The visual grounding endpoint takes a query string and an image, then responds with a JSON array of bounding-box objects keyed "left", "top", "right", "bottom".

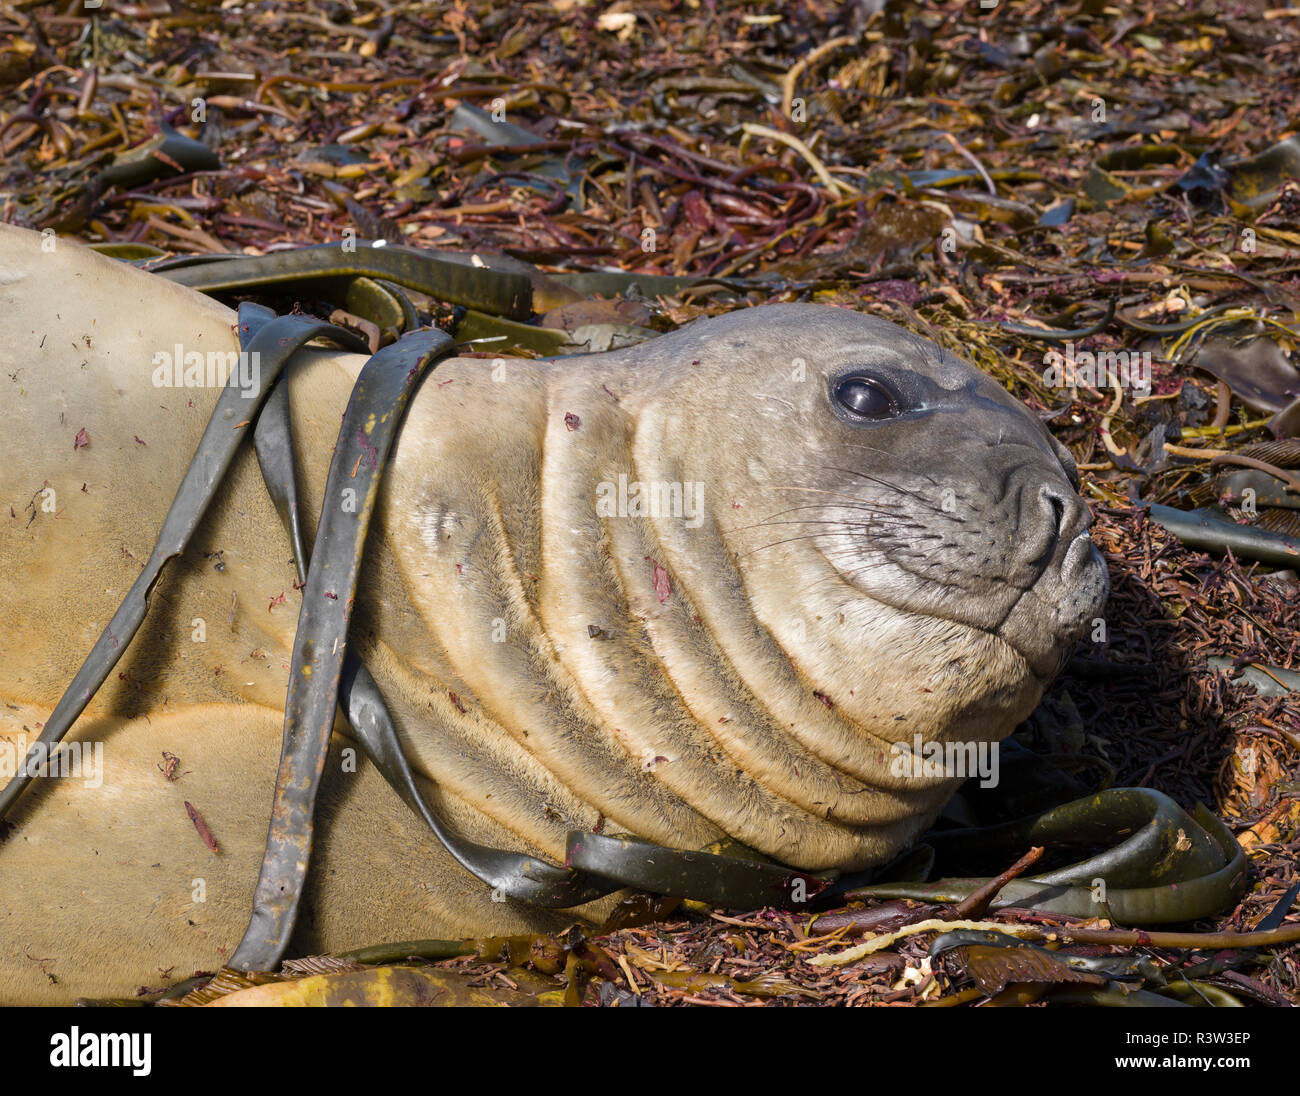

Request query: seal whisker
[
  {"left": 818, "top": 465, "right": 935, "bottom": 502},
  {"left": 812, "top": 505, "right": 914, "bottom": 520},
  {"left": 735, "top": 531, "right": 892, "bottom": 558},
  {"left": 736, "top": 511, "right": 932, "bottom": 558},
  {"left": 739, "top": 517, "right": 912, "bottom": 539},
  {"left": 836, "top": 445, "right": 941, "bottom": 488},
  {"left": 769, "top": 484, "right": 902, "bottom": 507},
  {"left": 743, "top": 505, "right": 912, "bottom": 525}
]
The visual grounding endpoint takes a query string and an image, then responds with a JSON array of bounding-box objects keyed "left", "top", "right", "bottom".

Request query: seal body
[{"left": 0, "top": 226, "right": 1107, "bottom": 1001}]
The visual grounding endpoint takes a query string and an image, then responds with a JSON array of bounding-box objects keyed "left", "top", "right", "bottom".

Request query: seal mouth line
[{"left": 819, "top": 549, "right": 1061, "bottom": 680}]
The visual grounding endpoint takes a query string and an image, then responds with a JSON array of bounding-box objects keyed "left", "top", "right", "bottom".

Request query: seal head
[
  {"left": 377, "top": 302, "right": 1110, "bottom": 874},
  {"left": 682, "top": 304, "right": 1106, "bottom": 684},
  {"left": 604, "top": 301, "right": 1106, "bottom": 716}
]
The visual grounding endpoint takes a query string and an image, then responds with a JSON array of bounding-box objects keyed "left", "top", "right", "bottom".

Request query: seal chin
[
  {"left": 822, "top": 517, "right": 1108, "bottom": 686},
  {"left": 836, "top": 527, "right": 1108, "bottom": 684}
]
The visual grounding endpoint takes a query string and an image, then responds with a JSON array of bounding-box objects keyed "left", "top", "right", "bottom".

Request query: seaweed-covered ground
[{"left": 2, "top": 0, "right": 1298, "bottom": 1006}]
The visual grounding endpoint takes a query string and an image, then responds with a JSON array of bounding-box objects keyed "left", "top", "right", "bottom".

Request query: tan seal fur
[{"left": 0, "top": 225, "right": 1107, "bottom": 1002}]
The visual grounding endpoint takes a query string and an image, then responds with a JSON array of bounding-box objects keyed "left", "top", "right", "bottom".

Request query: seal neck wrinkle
[{"left": 383, "top": 356, "right": 722, "bottom": 854}]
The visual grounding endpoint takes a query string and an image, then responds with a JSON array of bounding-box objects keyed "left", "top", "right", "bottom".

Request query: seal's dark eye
[{"left": 834, "top": 376, "right": 896, "bottom": 419}]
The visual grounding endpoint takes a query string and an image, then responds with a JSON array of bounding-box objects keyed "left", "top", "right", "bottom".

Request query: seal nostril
[
  {"left": 1022, "top": 486, "right": 1075, "bottom": 574},
  {"left": 1047, "top": 492, "right": 1066, "bottom": 534}
]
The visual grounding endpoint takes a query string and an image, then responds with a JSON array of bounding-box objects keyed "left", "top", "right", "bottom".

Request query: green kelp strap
[
  {"left": 0, "top": 309, "right": 367, "bottom": 822},
  {"left": 241, "top": 308, "right": 617, "bottom": 912},
  {"left": 230, "top": 327, "right": 458, "bottom": 971},
  {"left": 840, "top": 789, "right": 1246, "bottom": 925},
  {"left": 135, "top": 243, "right": 751, "bottom": 323},
  {"left": 1144, "top": 501, "right": 1300, "bottom": 569},
  {"left": 565, "top": 832, "right": 836, "bottom": 909},
  {"left": 149, "top": 242, "right": 535, "bottom": 321}
]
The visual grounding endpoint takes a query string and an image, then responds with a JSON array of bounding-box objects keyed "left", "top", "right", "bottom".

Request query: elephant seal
[{"left": 0, "top": 224, "right": 1107, "bottom": 1002}]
